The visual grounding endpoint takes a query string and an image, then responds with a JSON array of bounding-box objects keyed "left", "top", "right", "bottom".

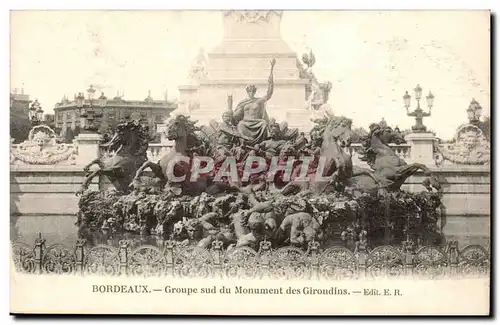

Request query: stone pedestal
[
  {"left": 175, "top": 10, "right": 314, "bottom": 133},
  {"left": 75, "top": 133, "right": 102, "bottom": 166},
  {"left": 157, "top": 124, "right": 168, "bottom": 144},
  {"left": 404, "top": 132, "right": 436, "bottom": 166}
]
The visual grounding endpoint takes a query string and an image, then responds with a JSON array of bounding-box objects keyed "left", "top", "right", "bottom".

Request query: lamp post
[
  {"left": 466, "top": 98, "right": 482, "bottom": 124},
  {"left": 76, "top": 85, "right": 105, "bottom": 133},
  {"left": 403, "top": 84, "right": 434, "bottom": 133},
  {"left": 29, "top": 99, "right": 43, "bottom": 127}
]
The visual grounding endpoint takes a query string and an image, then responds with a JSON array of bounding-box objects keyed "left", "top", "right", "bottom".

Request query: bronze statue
[
  {"left": 304, "top": 115, "right": 387, "bottom": 194},
  {"left": 255, "top": 122, "right": 288, "bottom": 158},
  {"left": 348, "top": 123, "right": 441, "bottom": 192},
  {"left": 275, "top": 212, "right": 322, "bottom": 249},
  {"left": 76, "top": 120, "right": 149, "bottom": 195},
  {"left": 233, "top": 58, "right": 276, "bottom": 145},
  {"left": 214, "top": 99, "right": 252, "bottom": 161},
  {"left": 131, "top": 115, "right": 213, "bottom": 196}
]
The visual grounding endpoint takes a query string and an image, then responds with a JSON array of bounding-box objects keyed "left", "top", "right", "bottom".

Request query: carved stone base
[
  {"left": 75, "top": 133, "right": 102, "bottom": 166},
  {"left": 176, "top": 10, "right": 314, "bottom": 134},
  {"left": 404, "top": 132, "right": 436, "bottom": 166}
]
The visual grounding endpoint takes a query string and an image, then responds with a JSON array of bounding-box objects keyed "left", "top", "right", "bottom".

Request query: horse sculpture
[
  {"left": 318, "top": 116, "right": 395, "bottom": 193},
  {"left": 348, "top": 123, "right": 441, "bottom": 192},
  {"left": 281, "top": 115, "right": 385, "bottom": 195},
  {"left": 131, "top": 115, "right": 218, "bottom": 196},
  {"left": 76, "top": 120, "right": 149, "bottom": 195}
]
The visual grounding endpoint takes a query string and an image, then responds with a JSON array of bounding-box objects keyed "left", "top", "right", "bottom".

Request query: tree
[
  {"left": 351, "top": 127, "right": 369, "bottom": 143},
  {"left": 10, "top": 119, "right": 31, "bottom": 143},
  {"left": 477, "top": 116, "right": 490, "bottom": 140},
  {"left": 65, "top": 127, "right": 75, "bottom": 143}
]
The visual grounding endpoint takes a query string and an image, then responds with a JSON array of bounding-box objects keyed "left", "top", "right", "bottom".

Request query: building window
[{"left": 155, "top": 115, "right": 163, "bottom": 123}]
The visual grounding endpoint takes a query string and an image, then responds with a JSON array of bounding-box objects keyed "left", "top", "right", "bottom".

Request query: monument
[{"left": 165, "top": 10, "right": 321, "bottom": 134}]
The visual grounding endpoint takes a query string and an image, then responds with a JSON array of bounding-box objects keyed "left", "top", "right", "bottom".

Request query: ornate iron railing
[{"left": 11, "top": 238, "right": 490, "bottom": 279}]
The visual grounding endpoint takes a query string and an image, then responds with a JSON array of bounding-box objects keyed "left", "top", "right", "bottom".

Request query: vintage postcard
[{"left": 9, "top": 10, "right": 491, "bottom": 315}]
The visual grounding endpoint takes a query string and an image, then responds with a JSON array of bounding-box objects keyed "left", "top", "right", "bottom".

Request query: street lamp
[
  {"left": 467, "top": 98, "right": 482, "bottom": 123},
  {"left": 87, "top": 84, "right": 96, "bottom": 102},
  {"left": 98, "top": 92, "right": 107, "bottom": 108},
  {"left": 29, "top": 99, "right": 42, "bottom": 126},
  {"left": 76, "top": 92, "right": 85, "bottom": 112},
  {"left": 36, "top": 104, "right": 44, "bottom": 122},
  {"left": 404, "top": 84, "right": 434, "bottom": 133},
  {"left": 76, "top": 85, "right": 105, "bottom": 133},
  {"left": 414, "top": 84, "right": 422, "bottom": 101}
]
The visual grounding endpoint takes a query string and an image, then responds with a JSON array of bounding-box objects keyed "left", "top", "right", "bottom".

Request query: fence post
[
  {"left": 259, "top": 240, "right": 272, "bottom": 279},
  {"left": 354, "top": 240, "right": 368, "bottom": 279},
  {"left": 74, "top": 133, "right": 103, "bottom": 166},
  {"left": 355, "top": 233, "right": 368, "bottom": 279},
  {"left": 448, "top": 241, "right": 459, "bottom": 277},
  {"left": 308, "top": 240, "right": 320, "bottom": 280},
  {"left": 33, "top": 233, "right": 45, "bottom": 274},
  {"left": 404, "top": 132, "right": 436, "bottom": 166},
  {"left": 118, "top": 240, "right": 130, "bottom": 276},
  {"left": 402, "top": 241, "right": 415, "bottom": 278},
  {"left": 75, "top": 239, "right": 86, "bottom": 275},
  {"left": 212, "top": 240, "right": 224, "bottom": 278},
  {"left": 165, "top": 239, "right": 175, "bottom": 277}
]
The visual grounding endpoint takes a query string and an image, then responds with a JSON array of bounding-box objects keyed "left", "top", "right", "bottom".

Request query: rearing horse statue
[
  {"left": 281, "top": 115, "right": 385, "bottom": 195},
  {"left": 314, "top": 115, "right": 390, "bottom": 193},
  {"left": 131, "top": 115, "right": 214, "bottom": 196},
  {"left": 76, "top": 120, "right": 149, "bottom": 195},
  {"left": 349, "top": 124, "right": 441, "bottom": 192}
]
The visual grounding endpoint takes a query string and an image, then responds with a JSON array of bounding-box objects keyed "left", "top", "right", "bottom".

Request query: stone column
[
  {"left": 404, "top": 132, "right": 436, "bottom": 166},
  {"left": 156, "top": 123, "right": 169, "bottom": 144},
  {"left": 75, "top": 133, "right": 102, "bottom": 166}
]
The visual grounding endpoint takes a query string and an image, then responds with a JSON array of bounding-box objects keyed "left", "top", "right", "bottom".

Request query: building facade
[
  {"left": 54, "top": 90, "right": 177, "bottom": 140},
  {"left": 10, "top": 88, "right": 32, "bottom": 142}
]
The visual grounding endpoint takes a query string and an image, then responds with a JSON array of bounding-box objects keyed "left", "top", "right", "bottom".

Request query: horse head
[
  {"left": 370, "top": 124, "right": 405, "bottom": 147},
  {"left": 166, "top": 115, "right": 205, "bottom": 153},
  {"left": 358, "top": 123, "right": 407, "bottom": 169},
  {"left": 166, "top": 115, "right": 191, "bottom": 141},
  {"left": 323, "top": 116, "right": 354, "bottom": 148},
  {"left": 104, "top": 120, "right": 145, "bottom": 154}
]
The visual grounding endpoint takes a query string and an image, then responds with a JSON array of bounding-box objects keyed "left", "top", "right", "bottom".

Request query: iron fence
[{"left": 11, "top": 237, "right": 490, "bottom": 280}]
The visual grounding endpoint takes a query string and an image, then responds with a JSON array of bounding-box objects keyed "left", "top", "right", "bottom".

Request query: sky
[{"left": 10, "top": 10, "right": 490, "bottom": 140}]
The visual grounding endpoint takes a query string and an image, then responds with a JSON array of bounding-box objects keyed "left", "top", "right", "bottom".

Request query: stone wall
[
  {"left": 10, "top": 166, "right": 99, "bottom": 246},
  {"left": 401, "top": 166, "right": 490, "bottom": 246}
]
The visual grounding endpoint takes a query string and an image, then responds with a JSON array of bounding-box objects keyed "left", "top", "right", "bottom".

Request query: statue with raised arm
[{"left": 233, "top": 58, "right": 276, "bottom": 145}]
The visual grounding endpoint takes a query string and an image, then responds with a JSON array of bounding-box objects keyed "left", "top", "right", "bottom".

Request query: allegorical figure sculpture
[
  {"left": 233, "top": 58, "right": 276, "bottom": 145},
  {"left": 215, "top": 97, "right": 251, "bottom": 160}
]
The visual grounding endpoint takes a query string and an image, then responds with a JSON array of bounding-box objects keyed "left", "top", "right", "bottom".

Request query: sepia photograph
[{"left": 8, "top": 8, "right": 491, "bottom": 316}]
